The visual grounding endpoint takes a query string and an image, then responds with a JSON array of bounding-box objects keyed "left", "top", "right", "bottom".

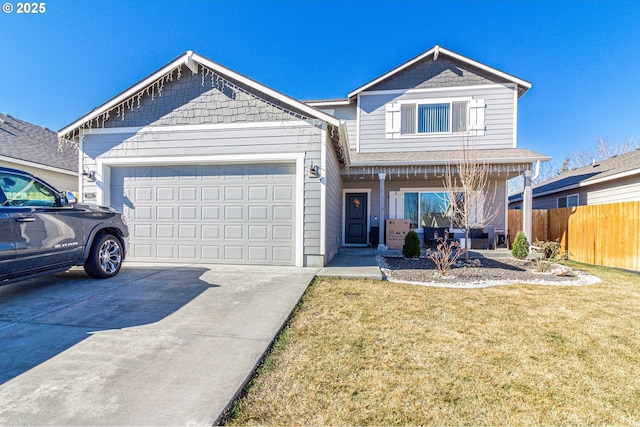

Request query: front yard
[{"left": 227, "top": 261, "right": 640, "bottom": 426}]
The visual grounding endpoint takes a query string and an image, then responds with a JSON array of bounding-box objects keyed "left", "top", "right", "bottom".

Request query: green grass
[{"left": 227, "top": 261, "right": 640, "bottom": 426}]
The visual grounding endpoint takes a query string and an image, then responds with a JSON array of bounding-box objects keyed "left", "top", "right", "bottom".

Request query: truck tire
[{"left": 84, "top": 233, "right": 123, "bottom": 279}]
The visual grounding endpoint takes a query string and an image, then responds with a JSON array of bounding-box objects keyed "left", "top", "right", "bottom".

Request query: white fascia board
[
  {"left": 81, "top": 120, "right": 317, "bottom": 136},
  {"left": 190, "top": 52, "right": 340, "bottom": 127},
  {"left": 97, "top": 152, "right": 303, "bottom": 167},
  {"left": 349, "top": 157, "right": 549, "bottom": 168},
  {"left": 356, "top": 94, "right": 361, "bottom": 153},
  {"left": 348, "top": 46, "right": 531, "bottom": 99},
  {"left": 60, "top": 51, "right": 340, "bottom": 137},
  {"left": 320, "top": 129, "right": 327, "bottom": 256},
  {"left": 0, "top": 155, "right": 78, "bottom": 176},
  {"left": 305, "top": 99, "right": 352, "bottom": 107},
  {"left": 358, "top": 83, "right": 514, "bottom": 97},
  {"left": 579, "top": 167, "right": 640, "bottom": 187}
]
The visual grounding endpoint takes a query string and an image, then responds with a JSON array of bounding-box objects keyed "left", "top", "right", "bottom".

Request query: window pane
[
  {"left": 452, "top": 101, "right": 467, "bottom": 132},
  {"left": 401, "top": 104, "right": 416, "bottom": 134},
  {"left": 558, "top": 197, "right": 567, "bottom": 208},
  {"left": 420, "top": 192, "right": 451, "bottom": 227},
  {"left": 418, "top": 103, "right": 449, "bottom": 133},
  {"left": 404, "top": 192, "right": 418, "bottom": 229},
  {"left": 568, "top": 195, "right": 578, "bottom": 206}
]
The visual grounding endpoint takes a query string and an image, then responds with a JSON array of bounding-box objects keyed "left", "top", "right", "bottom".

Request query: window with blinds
[{"left": 400, "top": 101, "right": 468, "bottom": 134}]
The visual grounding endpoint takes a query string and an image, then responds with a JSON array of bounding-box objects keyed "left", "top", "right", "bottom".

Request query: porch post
[
  {"left": 522, "top": 169, "right": 533, "bottom": 245},
  {"left": 378, "top": 172, "right": 387, "bottom": 250}
]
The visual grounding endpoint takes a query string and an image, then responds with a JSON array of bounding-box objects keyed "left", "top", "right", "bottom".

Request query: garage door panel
[
  {"left": 157, "top": 224, "right": 174, "bottom": 238},
  {"left": 224, "top": 205, "right": 244, "bottom": 220},
  {"left": 201, "top": 206, "right": 220, "bottom": 220},
  {"left": 225, "top": 186, "right": 244, "bottom": 201},
  {"left": 178, "top": 206, "right": 197, "bottom": 220},
  {"left": 179, "top": 187, "right": 197, "bottom": 201},
  {"left": 248, "top": 225, "right": 268, "bottom": 240},
  {"left": 111, "top": 164, "right": 296, "bottom": 265},
  {"left": 273, "top": 206, "right": 293, "bottom": 221},
  {"left": 201, "top": 225, "right": 220, "bottom": 239},
  {"left": 248, "top": 205, "right": 268, "bottom": 220},
  {"left": 201, "top": 187, "right": 221, "bottom": 200}
]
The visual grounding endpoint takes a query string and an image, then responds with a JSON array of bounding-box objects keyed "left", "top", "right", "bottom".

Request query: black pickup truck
[{"left": 0, "top": 166, "right": 129, "bottom": 285}]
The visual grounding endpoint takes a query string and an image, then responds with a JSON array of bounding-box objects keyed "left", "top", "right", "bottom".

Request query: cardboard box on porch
[{"left": 385, "top": 219, "right": 410, "bottom": 249}]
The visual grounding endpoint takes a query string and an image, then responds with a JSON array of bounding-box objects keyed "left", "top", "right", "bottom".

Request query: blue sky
[{"left": 1, "top": 0, "right": 639, "bottom": 165}]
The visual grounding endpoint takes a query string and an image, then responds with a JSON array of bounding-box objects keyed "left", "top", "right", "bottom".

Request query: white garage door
[{"left": 110, "top": 163, "right": 296, "bottom": 265}]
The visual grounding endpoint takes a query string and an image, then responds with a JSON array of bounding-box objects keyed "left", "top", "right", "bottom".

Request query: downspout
[{"left": 531, "top": 160, "right": 540, "bottom": 182}]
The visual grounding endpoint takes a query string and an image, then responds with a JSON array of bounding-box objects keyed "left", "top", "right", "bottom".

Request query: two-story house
[{"left": 59, "top": 46, "right": 548, "bottom": 267}]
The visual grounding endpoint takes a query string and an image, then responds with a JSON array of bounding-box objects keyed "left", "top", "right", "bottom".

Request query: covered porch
[{"left": 339, "top": 155, "right": 542, "bottom": 251}]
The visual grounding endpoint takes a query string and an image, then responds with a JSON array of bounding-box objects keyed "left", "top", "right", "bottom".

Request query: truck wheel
[{"left": 84, "top": 234, "right": 123, "bottom": 279}]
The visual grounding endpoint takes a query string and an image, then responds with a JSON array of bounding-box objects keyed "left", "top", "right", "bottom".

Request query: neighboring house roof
[
  {"left": 60, "top": 50, "right": 339, "bottom": 140},
  {"left": 347, "top": 45, "right": 532, "bottom": 100},
  {"left": 0, "top": 113, "right": 77, "bottom": 173},
  {"left": 350, "top": 148, "right": 551, "bottom": 167},
  {"left": 509, "top": 149, "right": 640, "bottom": 202}
]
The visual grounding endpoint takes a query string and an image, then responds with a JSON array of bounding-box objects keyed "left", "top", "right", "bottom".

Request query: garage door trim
[{"left": 96, "top": 153, "right": 305, "bottom": 267}]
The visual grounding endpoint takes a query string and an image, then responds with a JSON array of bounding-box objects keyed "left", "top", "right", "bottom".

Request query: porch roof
[{"left": 347, "top": 148, "right": 551, "bottom": 166}]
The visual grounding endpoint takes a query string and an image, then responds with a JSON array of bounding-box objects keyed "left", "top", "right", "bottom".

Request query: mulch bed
[{"left": 380, "top": 256, "right": 600, "bottom": 288}]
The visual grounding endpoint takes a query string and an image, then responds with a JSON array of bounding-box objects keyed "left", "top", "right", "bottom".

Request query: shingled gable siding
[
  {"left": 368, "top": 56, "right": 508, "bottom": 91},
  {"left": 102, "top": 71, "right": 310, "bottom": 128},
  {"left": 81, "top": 70, "right": 328, "bottom": 267}
]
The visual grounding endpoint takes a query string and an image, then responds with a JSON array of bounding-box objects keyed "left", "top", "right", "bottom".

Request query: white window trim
[
  {"left": 557, "top": 193, "right": 579, "bottom": 208},
  {"left": 396, "top": 187, "right": 485, "bottom": 231},
  {"left": 396, "top": 97, "right": 472, "bottom": 137}
]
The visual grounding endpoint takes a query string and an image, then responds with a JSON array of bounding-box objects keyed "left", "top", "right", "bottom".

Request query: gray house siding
[
  {"left": 586, "top": 175, "right": 640, "bottom": 204},
  {"left": 527, "top": 175, "right": 640, "bottom": 209},
  {"left": 358, "top": 84, "right": 516, "bottom": 153},
  {"left": 324, "top": 134, "right": 343, "bottom": 263},
  {"left": 324, "top": 105, "right": 357, "bottom": 148}
]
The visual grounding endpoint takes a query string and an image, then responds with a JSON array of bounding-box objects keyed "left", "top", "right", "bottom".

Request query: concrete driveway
[{"left": 0, "top": 263, "right": 318, "bottom": 426}]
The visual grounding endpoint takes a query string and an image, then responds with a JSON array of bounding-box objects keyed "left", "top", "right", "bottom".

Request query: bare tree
[
  {"left": 508, "top": 136, "right": 639, "bottom": 195},
  {"left": 507, "top": 160, "right": 558, "bottom": 195},
  {"left": 566, "top": 136, "right": 639, "bottom": 169},
  {"left": 443, "top": 142, "right": 498, "bottom": 261}
]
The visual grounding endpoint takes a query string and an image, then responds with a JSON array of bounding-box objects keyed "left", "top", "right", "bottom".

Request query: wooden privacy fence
[{"left": 508, "top": 201, "right": 640, "bottom": 271}]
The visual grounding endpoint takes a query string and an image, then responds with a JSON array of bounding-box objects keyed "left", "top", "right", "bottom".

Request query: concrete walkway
[
  {"left": 317, "top": 250, "right": 383, "bottom": 280},
  {"left": 0, "top": 263, "right": 318, "bottom": 426}
]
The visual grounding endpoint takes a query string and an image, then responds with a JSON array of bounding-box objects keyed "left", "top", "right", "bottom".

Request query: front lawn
[{"left": 227, "top": 261, "right": 640, "bottom": 426}]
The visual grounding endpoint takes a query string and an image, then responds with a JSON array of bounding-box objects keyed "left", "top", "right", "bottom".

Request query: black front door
[{"left": 345, "top": 193, "right": 368, "bottom": 244}]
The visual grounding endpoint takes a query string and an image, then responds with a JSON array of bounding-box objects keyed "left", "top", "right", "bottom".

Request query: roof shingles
[{"left": 0, "top": 113, "right": 77, "bottom": 172}]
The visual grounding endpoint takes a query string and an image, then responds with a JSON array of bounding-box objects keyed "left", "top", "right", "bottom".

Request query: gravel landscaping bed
[{"left": 380, "top": 255, "right": 602, "bottom": 288}]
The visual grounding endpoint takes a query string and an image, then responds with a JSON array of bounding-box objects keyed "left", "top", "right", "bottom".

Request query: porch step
[{"left": 337, "top": 247, "right": 404, "bottom": 257}]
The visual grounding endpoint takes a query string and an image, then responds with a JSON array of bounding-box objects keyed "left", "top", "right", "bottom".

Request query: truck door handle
[{"left": 15, "top": 217, "right": 36, "bottom": 223}]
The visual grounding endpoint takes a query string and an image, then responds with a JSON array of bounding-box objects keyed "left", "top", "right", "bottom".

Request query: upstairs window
[
  {"left": 400, "top": 102, "right": 467, "bottom": 135},
  {"left": 386, "top": 97, "right": 484, "bottom": 139}
]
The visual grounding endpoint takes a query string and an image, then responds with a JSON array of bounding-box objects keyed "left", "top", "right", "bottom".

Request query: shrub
[
  {"left": 402, "top": 230, "right": 421, "bottom": 258},
  {"left": 511, "top": 231, "right": 530, "bottom": 259},
  {"left": 533, "top": 238, "right": 568, "bottom": 261},
  {"left": 428, "top": 237, "right": 461, "bottom": 276}
]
